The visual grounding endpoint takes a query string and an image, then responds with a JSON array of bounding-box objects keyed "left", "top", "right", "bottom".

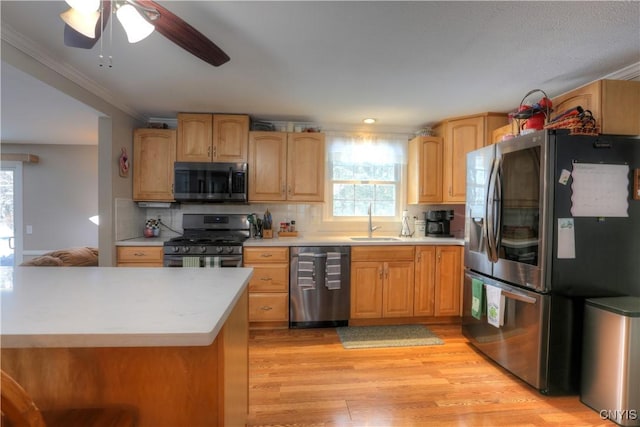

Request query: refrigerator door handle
[
  {"left": 500, "top": 289, "right": 537, "bottom": 304},
  {"left": 494, "top": 160, "right": 503, "bottom": 252},
  {"left": 486, "top": 157, "right": 500, "bottom": 263}
]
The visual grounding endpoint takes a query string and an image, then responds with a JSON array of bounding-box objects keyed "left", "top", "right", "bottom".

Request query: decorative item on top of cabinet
[
  {"left": 551, "top": 79, "right": 640, "bottom": 136},
  {"left": 244, "top": 247, "right": 289, "bottom": 329},
  {"left": 116, "top": 246, "right": 163, "bottom": 267},
  {"left": 407, "top": 136, "right": 443, "bottom": 204},
  {"left": 433, "top": 112, "right": 508, "bottom": 203},
  {"left": 414, "top": 246, "right": 463, "bottom": 317},
  {"left": 350, "top": 246, "right": 415, "bottom": 319},
  {"left": 248, "top": 132, "right": 325, "bottom": 202},
  {"left": 177, "top": 113, "right": 249, "bottom": 162},
  {"left": 133, "top": 128, "right": 176, "bottom": 202}
]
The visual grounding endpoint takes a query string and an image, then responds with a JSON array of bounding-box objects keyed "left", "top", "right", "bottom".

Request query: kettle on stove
[{"left": 425, "top": 210, "right": 454, "bottom": 237}]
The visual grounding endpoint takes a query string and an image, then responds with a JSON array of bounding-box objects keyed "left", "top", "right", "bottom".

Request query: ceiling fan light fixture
[
  {"left": 116, "top": 3, "right": 155, "bottom": 43},
  {"left": 60, "top": 7, "right": 100, "bottom": 39},
  {"left": 65, "top": 0, "right": 100, "bottom": 14}
]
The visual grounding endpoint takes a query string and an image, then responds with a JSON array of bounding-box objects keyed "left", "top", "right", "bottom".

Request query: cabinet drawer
[
  {"left": 117, "top": 246, "right": 163, "bottom": 265},
  {"left": 351, "top": 246, "right": 415, "bottom": 262},
  {"left": 246, "top": 264, "right": 289, "bottom": 292},
  {"left": 249, "top": 293, "right": 288, "bottom": 322},
  {"left": 243, "top": 247, "right": 289, "bottom": 263}
]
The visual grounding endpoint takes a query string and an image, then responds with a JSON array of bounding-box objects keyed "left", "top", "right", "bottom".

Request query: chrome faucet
[{"left": 368, "top": 203, "right": 381, "bottom": 238}]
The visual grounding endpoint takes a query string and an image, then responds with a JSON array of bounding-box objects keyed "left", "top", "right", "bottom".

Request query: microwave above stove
[{"left": 174, "top": 162, "right": 248, "bottom": 203}]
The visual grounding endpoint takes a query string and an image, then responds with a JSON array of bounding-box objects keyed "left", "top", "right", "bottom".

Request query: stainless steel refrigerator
[{"left": 462, "top": 129, "right": 640, "bottom": 395}]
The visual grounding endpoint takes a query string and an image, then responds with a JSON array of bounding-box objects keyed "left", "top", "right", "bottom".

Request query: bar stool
[{"left": 1, "top": 370, "right": 137, "bottom": 427}]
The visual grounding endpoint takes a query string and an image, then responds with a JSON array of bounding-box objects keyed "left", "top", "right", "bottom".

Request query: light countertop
[
  {"left": 242, "top": 233, "right": 464, "bottom": 247},
  {"left": 0, "top": 266, "right": 252, "bottom": 349},
  {"left": 116, "top": 234, "right": 464, "bottom": 247}
]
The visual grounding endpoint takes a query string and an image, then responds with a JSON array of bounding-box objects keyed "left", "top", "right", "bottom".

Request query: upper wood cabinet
[
  {"left": 433, "top": 113, "right": 508, "bottom": 203},
  {"left": 177, "top": 113, "right": 249, "bottom": 162},
  {"left": 407, "top": 136, "right": 443, "bottom": 204},
  {"left": 287, "top": 133, "right": 325, "bottom": 202},
  {"left": 551, "top": 79, "right": 640, "bottom": 135},
  {"left": 133, "top": 128, "right": 176, "bottom": 202},
  {"left": 248, "top": 132, "right": 325, "bottom": 202}
]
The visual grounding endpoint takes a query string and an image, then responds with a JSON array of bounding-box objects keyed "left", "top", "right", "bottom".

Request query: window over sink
[{"left": 325, "top": 133, "right": 407, "bottom": 220}]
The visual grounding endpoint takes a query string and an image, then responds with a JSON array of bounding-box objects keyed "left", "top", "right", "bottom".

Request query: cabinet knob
[
  {"left": 260, "top": 253, "right": 273, "bottom": 258},
  {"left": 260, "top": 277, "right": 272, "bottom": 281},
  {"left": 260, "top": 306, "right": 273, "bottom": 311}
]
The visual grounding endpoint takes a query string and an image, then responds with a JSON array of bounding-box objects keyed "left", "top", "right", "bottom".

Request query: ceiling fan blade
[
  {"left": 135, "top": 0, "right": 230, "bottom": 67},
  {"left": 63, "top": 0, "right": 112, "bottom": 49}
]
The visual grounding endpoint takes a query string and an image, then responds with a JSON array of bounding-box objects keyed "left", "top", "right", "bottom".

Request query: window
[{"left": 327, "top": 133, "right": 407, "bottom": 219}]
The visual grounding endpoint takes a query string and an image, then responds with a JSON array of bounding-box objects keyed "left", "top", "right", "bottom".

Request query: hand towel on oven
[
  {"left": 325, "top": 252, "right": 342, "bottom": 290},
  {"left": 485, "top": 284, "right": 505, "bottom": 328},
  {"left": 205, "top": 257, "right": 221, "bottom": 268},
  {"left": 182, "top": 257, "right": 200, "bottom": 268},
  {"left": 297, "top": 252, "right": 316, "bottom": 289},
  {"left": 471, "top": 278, "right": 484, "bottom": 320}
]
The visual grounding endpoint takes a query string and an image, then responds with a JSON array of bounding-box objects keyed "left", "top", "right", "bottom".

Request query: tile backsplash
[{"left": 142, "top": 202, "right": 465, "bottom": 238}]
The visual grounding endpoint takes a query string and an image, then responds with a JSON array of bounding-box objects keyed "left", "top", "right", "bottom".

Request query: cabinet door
[
  {"left": 408, "top": 136, "right": 443, "bottom": 204},
  {"left": 350, "top": 261, "right": 383, "bottom": 319},
  {"left": 382, "top": 261, "right": 415, "bottom": 318},
  {"left": 434, "top": 246, "right": 463, "bottom": 316},
  {"left": 212, "top": 115, "right": 249, "bottom": 162},
  {"left": 414, "top": 246, "right": 436, "bottom": 316},
  {"left": 248, "top": 132, "right": 287, "bottom": 201},
  {"left": 133, "top": 129, "right": 176, "bottom": 201},
  {"left": 443, "top": 116, "right": 484, "bottom": 203},
  {"left": 286, "top": 133, "right": 325, "bottom": 202},
  {"left": 177, "top": 113, "right": 212, "bottom": 162}
]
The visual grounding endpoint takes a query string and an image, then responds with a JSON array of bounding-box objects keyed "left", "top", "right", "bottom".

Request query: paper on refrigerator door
[
  {"left": 570, "top": 163, "right": 629, "bottom": 217},
  {"left": 557, "top": 218, "right": 576, "bottom": 259}
]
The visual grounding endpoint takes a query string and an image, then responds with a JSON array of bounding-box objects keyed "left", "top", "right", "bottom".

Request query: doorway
[{"left": 0, "top": 161, "right": 23, "bottom": 266}]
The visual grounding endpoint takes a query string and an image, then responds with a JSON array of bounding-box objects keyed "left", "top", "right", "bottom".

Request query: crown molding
[
  {"left": 601, "top": 61, "right": 640, "bottom": 81},
  {"left": 1, "top": 22, "right": 145, "bottom": 121}
]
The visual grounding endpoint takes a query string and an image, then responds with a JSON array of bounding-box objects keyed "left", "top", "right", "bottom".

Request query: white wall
[{"left": 1, "top": 144, "right": 98, "bottom": 254}]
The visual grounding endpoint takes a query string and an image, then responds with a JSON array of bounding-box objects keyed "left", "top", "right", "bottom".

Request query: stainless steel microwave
[{"left": 174, "top": 162, "right": 248, "bottom": 203}]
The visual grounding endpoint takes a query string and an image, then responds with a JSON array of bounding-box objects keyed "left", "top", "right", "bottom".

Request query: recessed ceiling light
[{"left": 363, "top": 118, "right": 376, "bottom": 124}]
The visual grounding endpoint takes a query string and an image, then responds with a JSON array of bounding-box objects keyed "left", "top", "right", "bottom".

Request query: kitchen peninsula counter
[{"left": 1, "top": 266, "right": 251, "bottom": 426}]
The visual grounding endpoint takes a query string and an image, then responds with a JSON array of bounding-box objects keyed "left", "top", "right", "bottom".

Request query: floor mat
[{"left": 336, "top": 324, "right": 444, "bottom": 349}]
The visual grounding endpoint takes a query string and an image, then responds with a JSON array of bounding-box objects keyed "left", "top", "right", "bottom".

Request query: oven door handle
[{"left": 228, "top": 167, "right": 233, "bottom": 198}]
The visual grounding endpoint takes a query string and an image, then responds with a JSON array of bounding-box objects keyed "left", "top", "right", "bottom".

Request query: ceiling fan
[{"left": 60, "top": 0, "right": 230, "bottom": 67}]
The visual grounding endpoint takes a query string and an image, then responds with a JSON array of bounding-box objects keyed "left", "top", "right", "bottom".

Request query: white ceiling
[{"left": 1, "top": 1, "right": 639, "bottom": 145}]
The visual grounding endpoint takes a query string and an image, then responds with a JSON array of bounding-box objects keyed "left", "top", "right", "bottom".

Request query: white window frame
[
  {"left": 323, "top": 133, "right": 408, "bottom": 224},
  {"left": 0, "top": 161, "right": 24, "bottom": 266}
]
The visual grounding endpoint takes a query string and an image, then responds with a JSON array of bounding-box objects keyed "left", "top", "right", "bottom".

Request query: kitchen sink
[{"left": 349, "top": 237, "right": 401, "bottom": 241}]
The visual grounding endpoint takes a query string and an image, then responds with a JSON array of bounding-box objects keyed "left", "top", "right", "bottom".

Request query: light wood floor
[{"left": 248, "top": 324, "right": 613, "bottom": 427}]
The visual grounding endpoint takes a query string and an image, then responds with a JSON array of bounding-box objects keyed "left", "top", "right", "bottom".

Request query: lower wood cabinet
[
  {"left": 116, "top": 246, "right": 163, "bottom": 267},
  {"left": 414, "top": 245, "right": 463, "bottom": 317},
  {"left": 350, "top": 246, "right": 415, "bottom": 319},
  {"left": 243, "top": 247, "right": 289, "bottom": 328}
]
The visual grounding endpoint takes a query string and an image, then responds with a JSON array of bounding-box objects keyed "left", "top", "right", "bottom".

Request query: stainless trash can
[{"left": 581, "top": 296, "right": 640, "bottom": 426}]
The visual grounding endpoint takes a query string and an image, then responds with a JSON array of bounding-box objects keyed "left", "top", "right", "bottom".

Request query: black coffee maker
[{"left": 425, "top": 210, "right": 454, "bottom": 237}]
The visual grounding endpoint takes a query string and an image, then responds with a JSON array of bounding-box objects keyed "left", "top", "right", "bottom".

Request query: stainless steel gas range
[{"left": 163, "top": 214, "right": 249, "bottom": 268}]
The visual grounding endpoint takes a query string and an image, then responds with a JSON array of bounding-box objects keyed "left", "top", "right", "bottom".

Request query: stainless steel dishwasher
[{"left": 289, "top": 246, "right": 350, "bottom": 328}]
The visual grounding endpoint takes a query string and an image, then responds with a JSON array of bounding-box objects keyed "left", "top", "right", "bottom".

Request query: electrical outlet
[{"left": 26, "top": 225, "right": 33, "bottom": 234}]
